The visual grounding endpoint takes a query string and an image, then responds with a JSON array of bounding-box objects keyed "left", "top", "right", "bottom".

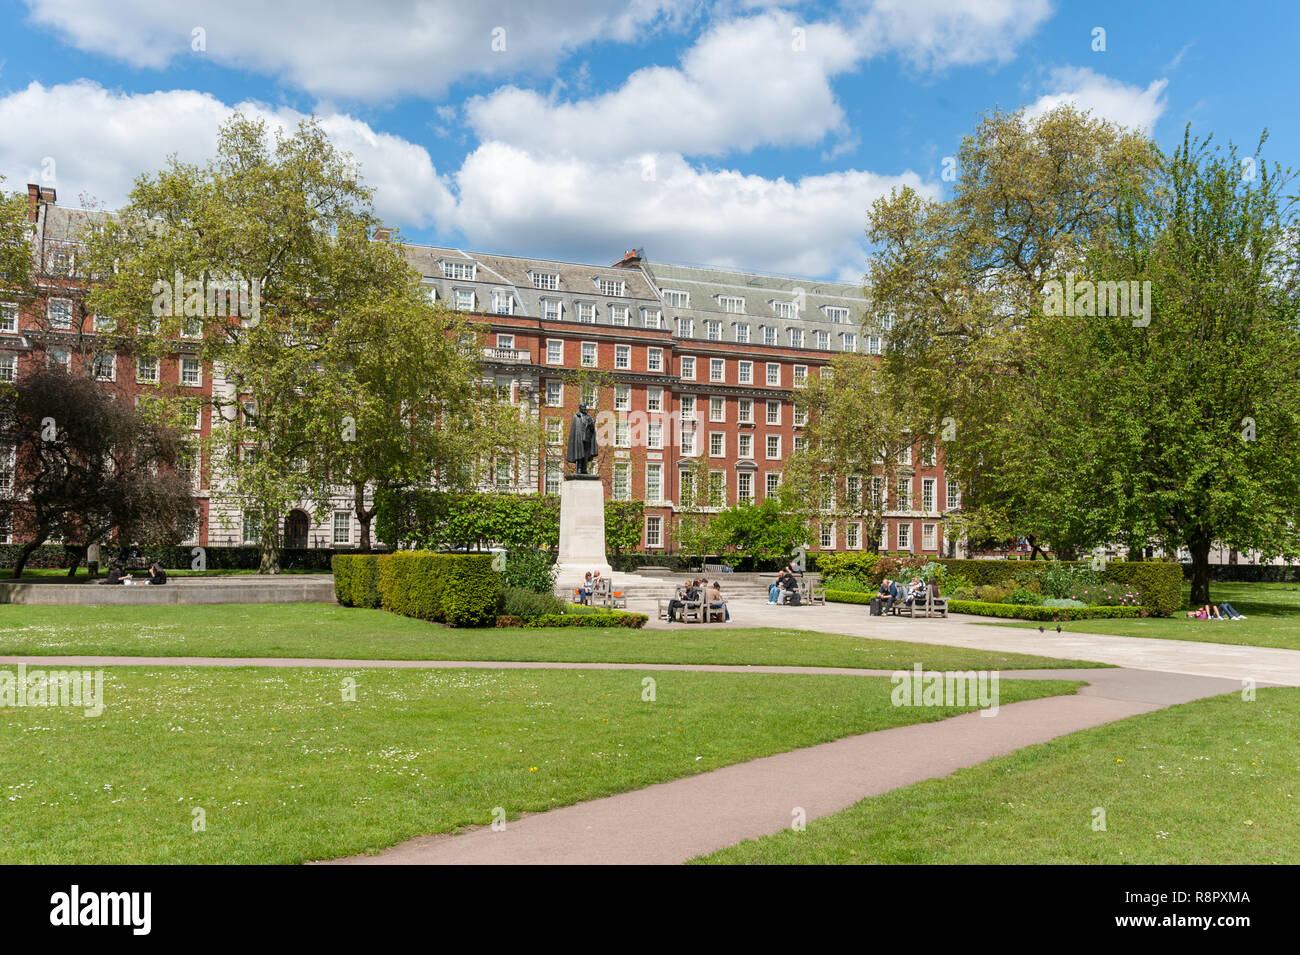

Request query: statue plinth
[{"left": 555, "top": 474, "right": 611, "bottom": 587}]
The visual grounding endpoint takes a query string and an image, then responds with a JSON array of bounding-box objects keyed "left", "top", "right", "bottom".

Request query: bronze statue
[{"left": 566, "top": 402, "right": 598, "bottom": 474}]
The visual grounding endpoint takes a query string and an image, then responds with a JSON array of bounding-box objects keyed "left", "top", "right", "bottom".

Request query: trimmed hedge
[
  {"left": 496, "top": 611, "right": 648, "bottom": 629},
  {"left": 824, "top": 590, "right": 874, "bottom": 605},
  {"left": 935, "top": 559, "right": 1180, "bottom": 616},
  {"left": 813, "top": 553, "right": 881, "bottom": 583},
  {"left": 2, "top": 544, "right": 385, "bottom": 573},
  {"left": 333, "top": 552, "right": 500, "bottom": 628},
  {"left": 1190, "top": 563, "right": 1300, "bottom": 583},
  {"left": 825, "top": 589, "right": 1144, "bottom": 621},
  {"left": 947, "top": 600, "right": 1143, "bottom": 621}
]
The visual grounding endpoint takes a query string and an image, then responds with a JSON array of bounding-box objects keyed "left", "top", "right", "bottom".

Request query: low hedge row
[
  {"left": 947, "top": 600, "right": 1144, "bottom": 621},
  {"left": 333, "top": 552, "right": 500, "bottom": 628},
  {"left": 824, "top": 590, "right": 873, "bottom": 605},
  {"left": 1190, "top": 563, "right": 1300, "bottom": 583},
  {"left": 824, "top": 589, "right": 1143, "bottom": 621},
  {"left": 496, "top": 611, "right": 648, "bottom": 629},
  {"left": 1, "top": 544, "right": 384, "bottom": 572}
]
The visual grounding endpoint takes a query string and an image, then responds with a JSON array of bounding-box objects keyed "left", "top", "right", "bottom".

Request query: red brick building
[{"left": 3, "top": 185, "right": 956, "bottom": 556}]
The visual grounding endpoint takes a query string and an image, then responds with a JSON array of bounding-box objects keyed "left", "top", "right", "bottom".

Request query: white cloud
[
  {"left": 467, "top": 2, "right": 1055, "bottom": 160},
  {"left": 850, "top": 0, "right": 1054, "bottom": 70},
  {"left": 0, "top": 80, "right": 934, "bottom": 278},
  {"left": 451, "top": 143, "right": 937, "bottom": 276},
  {"left": 0, "top": 81, "right": 456, "bottom": 227},
  {"left": 467, "top": 12, "right": 860, "bottom": 158},
  {"left": 1025, "top": 67, "right": 1168, "bottom": 132},
  {"left": 21, "top": 0, "right": 694, "bottom": 100}
]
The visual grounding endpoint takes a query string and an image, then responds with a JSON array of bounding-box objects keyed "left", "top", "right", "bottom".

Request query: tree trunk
[
  {"left": 10, "top": 538, "right": 45, "bottom": 579},
  {"left": 354, "top": 482, "right": 375, "bottom": 553},
  {"left": 259, "top": 526, "right": 281, "bottom": 575},
  {"left": 65, "top": 544, "right": 88, "bottom": 577},
  {"left": 1188, "top": 536, "right": 1212, "bottom": 606}
]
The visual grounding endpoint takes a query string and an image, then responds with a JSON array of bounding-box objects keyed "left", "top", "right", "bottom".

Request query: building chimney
[
  {"left": 27, "top": 184, "right": 40, "bottom": 222},
  {"left": 373, "top": 225, "right": 393, "bottom": 242},
  {"left": 612, "top": 248, "right": 644, "bottom": 269}
]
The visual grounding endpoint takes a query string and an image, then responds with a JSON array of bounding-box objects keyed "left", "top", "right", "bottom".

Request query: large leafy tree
[
  {"left": 1020, "top": 130, "right": 1300, "bottom": 602},
  {"left": 82, "top": 115, "right": 522, "bottom": 570},
  {"left": 865, "top": 106, "right": 1160, "bottom": 555},
  {"left": 867, "top": 105, "right": 1300, "bottom": 603},
  {"left": 0, "top": 367, "right": 197, "bottom": 577}
]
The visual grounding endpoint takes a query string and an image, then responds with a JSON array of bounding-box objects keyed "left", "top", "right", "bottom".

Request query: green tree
[
  {"left": 1047, "top": 130, "right": 1300, "bottom": 602},
  {"left": 82, "top": 115, "right": 521, "bottom": 571},
  {"left": 865, "top": 105, "right": 1160, "bottom": 556},
  {"left": 0, "top": 176, "right": 33, "bottom": 297}
]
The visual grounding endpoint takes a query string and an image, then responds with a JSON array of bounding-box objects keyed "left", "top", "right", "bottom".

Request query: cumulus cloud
[
  {"left": 466, "top": 12, "right": 860, "bottom": 158},
  {"left": 21, "top": 0, "right": 694, "bottom": 100},
  {"left": 0, "top": 81, "right": 456, "bottom": 227},
  {"left": 451, "top": 143, "right": 937, "bottom": 276},
  {"left": 850, "top": 0, "right": 1054, "bottom": 70},
  {"left": 1025, "top": 66, "right": 1168, "bottom": 132}
]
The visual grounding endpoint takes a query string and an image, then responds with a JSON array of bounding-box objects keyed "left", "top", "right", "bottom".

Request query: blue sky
[{"left": 1, "top": 0, "right": 1296, "bottom": 280}]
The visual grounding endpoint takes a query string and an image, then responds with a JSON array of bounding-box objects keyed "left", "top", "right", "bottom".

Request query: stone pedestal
[{"left": 555, "top": 475, "right": 612, "bottom": 589}]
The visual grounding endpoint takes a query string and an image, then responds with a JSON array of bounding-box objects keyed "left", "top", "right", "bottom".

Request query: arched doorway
[{"left": 284, "top": 510, "right": 309, "bottom": 549}]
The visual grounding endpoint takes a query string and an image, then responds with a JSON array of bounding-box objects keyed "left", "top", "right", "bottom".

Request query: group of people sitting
[
  {"left": 767, "top": 564, "right": 803, "bottom": 604},
  {"left": 877, "top": 577, "right": 930, "bottom": 613},
  {"left": 667, "top": 578, "right": 730, "bottom": 622},
  {"left": 576, "top": 570, "right": 605, "bottom": 605},
  {"left": 98, "top": 560, "right": 167, "bottom": 585},
  {"left": 1187, "top": 602, "right": 1246, "bottom": 620}
]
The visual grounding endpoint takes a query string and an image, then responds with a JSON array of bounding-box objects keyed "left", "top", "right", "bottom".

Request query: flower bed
[
  {"left": 947, "top": 600, "right": 1144, "bottom": 621},
  {"left": 496, "top": 611, "right": 648, "bottom": 628}
]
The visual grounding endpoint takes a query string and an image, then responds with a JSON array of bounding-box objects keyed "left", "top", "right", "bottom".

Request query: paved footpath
[
  {"left": 635, "top": 597, "right": 1300, "bottom": 687},
  {"left": 321, "top": 666, "right": 1243, "bottom": 865}
]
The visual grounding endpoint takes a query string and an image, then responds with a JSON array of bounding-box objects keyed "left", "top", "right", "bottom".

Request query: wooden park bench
[{"left": 903, "top": 584, "right": 949, "bottom": 619}]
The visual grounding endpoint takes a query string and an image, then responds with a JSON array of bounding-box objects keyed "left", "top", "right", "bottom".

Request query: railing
[{"left": 482, "top": 347, "right": 531, "bottom": 363}]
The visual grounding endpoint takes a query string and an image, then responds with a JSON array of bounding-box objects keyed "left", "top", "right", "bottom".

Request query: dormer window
[
  {"left": 825, "top": 306, "right": 849, "bottom": 324},
  {"left": 718, "top": 295, "right": 745, "bottom": 314},
  {"left": 879, "top": 314, "right": 895, "bottom": 330},
  {"left": 442, "top": 260, "right": 476, "bottom": 281},
  {"left": 530, "top": 271, "right": 559, "bottom": 290},
  {"left": 490, "top": 290, "right": 514, "bottom": 315},
  {"left": 454, "top": 289, "right": 475, "bottom": 311},
  {"left": 663, "top": 290, "right": 689, "bottom": 308},
  {"left": 597, "top": 277, "right": 625, "bottom": 297},
  {"left": 772, "top": 300, "right": 797, "bottom": 319}
]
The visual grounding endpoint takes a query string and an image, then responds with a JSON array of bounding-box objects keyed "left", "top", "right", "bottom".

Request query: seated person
[
  {"left": 768, "top": 578, "right": 781, "bottom": 604},
  {"left": 780, "top": 571, "right": 799, "bottom": 605},
  {"left": 905, "top": 578, "right": 926, "bottom": 605},
  {"left": 668, "top": 580, "right": 698, "bottom": 622},
  {"left": 579, "top": 571, "right": 593, "bottom": 605},
  {"left": 707, "top": 580, "right": 730, "bottom": 622},
  {"left": 99, "top": 563, "right": 127, "bottom": 585},
  {"left": 877, "top": 578, "right": 899, "bottom": 612},
  {"left": 146, "top": 561, "right": 168, "bottom": 585}
]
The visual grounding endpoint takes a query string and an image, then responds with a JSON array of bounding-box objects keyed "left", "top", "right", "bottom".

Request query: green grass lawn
[
  {"left": 989, "top": 582, "right": 1300, "bottom": 650},
  {"left": 694, "top": 686, "right": 1299, "bottom": 864},
  {"left": 0, "top": 604, "right": 1105, "bottom": 669},
  {"left": 0, "top": 665, "right": 1078, "bottom": 864}
]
